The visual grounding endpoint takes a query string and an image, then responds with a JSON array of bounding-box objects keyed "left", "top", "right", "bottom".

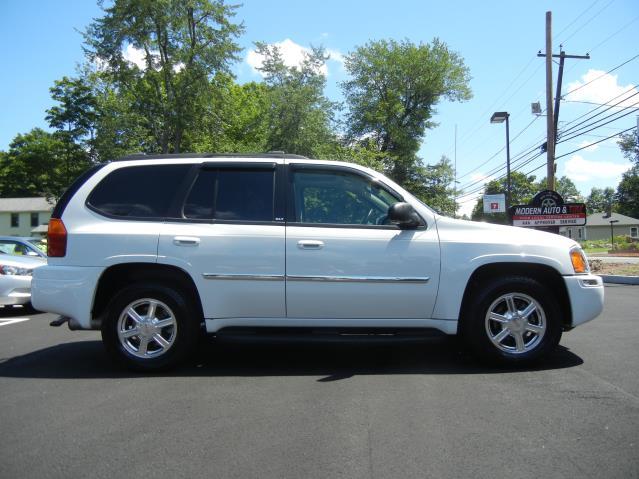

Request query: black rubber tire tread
[
  {"left": 461, "top": 275, "right": 562, "bottom": 366},
  {"left": 101, "top": 282, "right": 201, "bottom": 372}
]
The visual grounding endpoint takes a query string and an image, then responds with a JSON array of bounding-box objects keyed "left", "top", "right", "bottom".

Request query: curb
[{"left": 600, "top": 275, "right": 639, "bottom": 285}]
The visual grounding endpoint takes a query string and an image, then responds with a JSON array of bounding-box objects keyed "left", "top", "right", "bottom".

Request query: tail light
[{"left": 48, "top": 218, "right": 67, "bottom": 257}]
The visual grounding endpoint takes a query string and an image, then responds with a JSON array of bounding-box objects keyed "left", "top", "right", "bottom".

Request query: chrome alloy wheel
[
  {"left": 117, "top": 298, "right": 178, "bottom": 359},
  {"left": 484, "top": 293, "right": 546, "bottom": 354}
]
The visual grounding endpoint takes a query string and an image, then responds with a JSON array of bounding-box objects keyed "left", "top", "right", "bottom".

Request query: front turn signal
[{"left": 570, "top": 247, "right": 589, "bottom": 274}]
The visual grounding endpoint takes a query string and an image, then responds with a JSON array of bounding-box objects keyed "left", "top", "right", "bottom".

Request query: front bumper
[
  {"left": 0, "top": 275, "right": 33, "bottom": 306},
  {"left": 563, "top": 274, "right": 604, "bottom": 328},
  {"left": 32, "top": 265, "right": 104, "bottom": 329}
]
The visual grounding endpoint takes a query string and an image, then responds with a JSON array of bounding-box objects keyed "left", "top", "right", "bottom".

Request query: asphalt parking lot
[{"left": 1, "top": 285, "right": 638, "bottom": 479}]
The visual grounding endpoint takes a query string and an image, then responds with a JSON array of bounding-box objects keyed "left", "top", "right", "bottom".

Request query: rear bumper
[
  {"left": 0, "top": 275, "right": 32, "bottom": 305},
  {"left": 32, "top": 266, "right": 104, "bottom": 329},
  {"left": 563, "top": 274, "right": 604, "bottom": 328}
]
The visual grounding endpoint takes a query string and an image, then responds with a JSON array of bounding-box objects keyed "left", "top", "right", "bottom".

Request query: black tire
[
  {"left": 461, "top": 275, "right": 562, "bottom": 365},
  {"left": 101, "top": 282, "right": 201, "bottom": 371}
]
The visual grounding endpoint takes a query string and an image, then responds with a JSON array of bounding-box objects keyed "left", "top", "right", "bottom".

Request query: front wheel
[
  {"left": 101, "top": 283, "right": 200, "bottom": 371},
  {"left": 462, "top": 276, "right": 562, "bottom": 365}
]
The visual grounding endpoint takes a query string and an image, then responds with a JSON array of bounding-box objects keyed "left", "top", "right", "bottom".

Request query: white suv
[{"left": 32, "top": 153, "right": 604, "bottom": 370}]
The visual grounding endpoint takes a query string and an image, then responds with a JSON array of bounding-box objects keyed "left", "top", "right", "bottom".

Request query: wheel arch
[
  {"left": 458, "top": 262, "right": 572, "bottom": 334},
  {"left": 92, "top": 263, "right": 204, "bottom": 327}
]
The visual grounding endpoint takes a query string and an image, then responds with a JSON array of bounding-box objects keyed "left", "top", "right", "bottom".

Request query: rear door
[
  {"left": 285, "top": 164, "right": 440, "bottom": 319},
  {"left": 158, "top": 162, "right": 286, "bottom": 319}
]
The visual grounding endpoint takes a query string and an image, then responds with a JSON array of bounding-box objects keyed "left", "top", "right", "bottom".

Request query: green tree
[
  {"left": 537, "top": 176, "right": 583, "bottom": 202},
  {"left": 0, "top": 129, "right": 75, "bottom": 199},
  {"left": 615, "top": 132, "right": 639, "bottom": 218},
  {"left": 188, "top": 74, "right": 270, "bottom": 153},
  {"left": 341, "top": 38, "right": 471, "bottom": 185},
  {"left": 471, "top": 172, "right": 538, "bottom": 224},
  {"left": 45, "top": 76, "right": 97, "bottom": 183},
  {"left": 586, "top": 186, "right": 616, "bottom": 213},
  {"left": 617, "top": 166, "right": 639, "bottom": 219},
  {"left": 83, "top": 0, "right": 243, "bottom": 153},
  {"left": 254, "top": 42, "right": 337, "bottom": 157}
]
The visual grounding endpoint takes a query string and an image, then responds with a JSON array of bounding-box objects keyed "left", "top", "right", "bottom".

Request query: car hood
[
  {"left": 0, "top": 253, "right": 46, "bottom": 268},
  {"left": 434, "top": 216, "right": 578, "bottom": 250}
]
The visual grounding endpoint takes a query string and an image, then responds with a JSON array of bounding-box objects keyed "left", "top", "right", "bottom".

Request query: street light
[
  {"left": 609, "top": 219, "right": 619, "bottom": 249},
  {"left": 490, "top": 111, "right": 511, "bottom": 211}
]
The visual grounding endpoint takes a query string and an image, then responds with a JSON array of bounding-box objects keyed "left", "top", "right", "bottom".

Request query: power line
[
  {"left": 556, "top": 126, "right": 636, "bottom": 159},
  {"left": 560, "top": 0, "right": 616, "bottom": 45},
  {"left": 553, "top": 0, "right": 602, "bottom": 41},
  {"left": 455, "top": 115, "right": 541, "bottom": 181},
  {"left": 563, "top": 53, "right": 639, "bottom": 98},
  {"left": 558, "top": 102, "right": 639, "bottom": 143},
  {"left": 559, "top": 83, "right": 638, "bottom": 130},
  {"left": 559, "top": 90, "right": 639, "bottom": 136}
]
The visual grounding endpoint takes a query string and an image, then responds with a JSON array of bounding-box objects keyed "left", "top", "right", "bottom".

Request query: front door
[
  {"left": 285, "top": 165, "right": 440, "bottom": 319},
  {"left": 158, "top": 162, "right": 286, "bottom": 319}
]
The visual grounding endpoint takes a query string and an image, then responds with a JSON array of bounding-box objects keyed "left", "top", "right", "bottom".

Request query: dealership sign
[
  {"left": 483, "top": 194, "right": 506, "bottom": 213},
  {"left": 510, "top": 190, "right": 587, "bottom": 227}
]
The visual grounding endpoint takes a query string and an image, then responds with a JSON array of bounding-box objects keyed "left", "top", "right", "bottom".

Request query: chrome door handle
[
  {"left": 173, "top": 236, "right": 200, "bottom": 246},
  {"left": 297, "top": 240, "right": 324, "bottom": 250}
]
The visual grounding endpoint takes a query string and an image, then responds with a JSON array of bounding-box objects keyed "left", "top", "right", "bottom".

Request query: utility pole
[
  {"left": 537, "top": 11, "right": 589, "bottom": 192},
  {"left": 544, "top": 11, "right": 554, "bottom": 191},
  {"left": 454, "top": 124, "right": 457, "bottom": 219}
]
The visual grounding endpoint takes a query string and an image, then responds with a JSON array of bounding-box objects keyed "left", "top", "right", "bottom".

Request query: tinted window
[
  {"left": 184, "top": 168, "right": 274, "bottom": 222},
  {"left": 292, "top": 169, "right": 399, "bottom": 225},
  {"left": 88, "top": 165, "right": 191, "bottom": 218}
]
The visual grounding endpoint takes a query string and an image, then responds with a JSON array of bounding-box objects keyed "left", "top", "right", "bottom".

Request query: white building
[
  {"left": 0, "top": 197, "right": 54, "bottom": 237},
  {"left": 561, "top": 212, "right": 639, "bottom": 241}
]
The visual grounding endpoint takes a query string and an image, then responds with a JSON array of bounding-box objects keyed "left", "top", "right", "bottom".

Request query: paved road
[{"left": 1, "top": 285, "right": 638, "bottom": 479}]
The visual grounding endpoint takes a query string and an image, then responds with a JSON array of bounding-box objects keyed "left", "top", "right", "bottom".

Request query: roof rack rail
[{"left": 114, "top": 152, "right": 309, "bottom": 161}]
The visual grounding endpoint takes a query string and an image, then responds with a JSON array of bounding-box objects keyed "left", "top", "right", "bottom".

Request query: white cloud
[
  {"left": 563, "top": 154, "right": 631, "bottom": 182},
  {"left": 122, "top": 44, "right": 184, "bottom": 72},
  {"left": 565, "top": 70, "right": 638, "bottom": 107},
  {"left": 123, "top": 44, "right": 148, "bottom": 69},
  {"left": 246, "top": 39, "right": 343, "bottom": 77}
]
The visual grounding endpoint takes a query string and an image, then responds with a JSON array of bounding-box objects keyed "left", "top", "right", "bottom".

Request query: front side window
[
  {"left": 183, "top": 168, "right": 275, "bottom": 222},
  {"left": 291, "top": 169, "right": 400, "bottom": 226},
  {"left": 87, "top": 165, "right": 191, "bottom": 218}
]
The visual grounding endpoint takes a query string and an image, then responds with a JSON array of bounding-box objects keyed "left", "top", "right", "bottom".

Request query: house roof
[
  {"left": 0, "top": 197, "right": 54, "bottom": 213},
  {"left": 586, "top": 212, "right": 639, "bottom": 226}
]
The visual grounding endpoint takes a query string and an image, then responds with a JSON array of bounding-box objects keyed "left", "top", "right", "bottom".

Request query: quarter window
[
  {"left": 183, "top": 168, "right": 275, "bottom": 222},
  {"left": 291, "top": 169, "right": 400, "bottom": 226},
  {"left": 87, "top": 165, "right": 191, "bottom": 218}
]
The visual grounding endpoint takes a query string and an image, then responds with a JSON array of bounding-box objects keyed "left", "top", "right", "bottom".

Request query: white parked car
[
  {"left": 32, "top": 154, "right": 604, "bottom": 370},
  {"left": 1, "top": 252, "right": 45, "bottom": 308}
]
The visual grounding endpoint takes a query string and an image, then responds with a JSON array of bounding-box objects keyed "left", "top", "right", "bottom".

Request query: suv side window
[
  {"left": 183, "top": 168, "right": 275, "bottom": 222},
  {"left": 291, "top": 168, "right": 400, "bottom": 226},
  {"left": 87, "top": 164, "right": 192, "bottom": 219}
]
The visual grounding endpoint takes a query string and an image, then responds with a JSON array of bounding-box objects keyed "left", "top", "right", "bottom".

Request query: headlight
[
  {"left": 570, "top": 247, "right": 589, "bottom": 274},
  {"left": 0, "top": 264, "right": 33, "bottom": 276}
]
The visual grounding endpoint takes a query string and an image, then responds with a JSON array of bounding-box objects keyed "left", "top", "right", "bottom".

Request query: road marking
[{"left": 0, "top": 318, "right": 30, "bottom": 327}]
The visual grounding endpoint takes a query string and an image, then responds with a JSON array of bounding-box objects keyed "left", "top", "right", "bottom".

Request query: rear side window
[
  {"left": 87, "top": 165, "right": 191, "bottom": 219},
  {"left": 183, "top": 168, "right": 275, "bottom": 222}
]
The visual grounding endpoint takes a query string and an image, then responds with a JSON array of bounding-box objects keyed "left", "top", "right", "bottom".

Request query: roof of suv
[{"left": 115, "top": 152, "right": 309, "bottom": 161}]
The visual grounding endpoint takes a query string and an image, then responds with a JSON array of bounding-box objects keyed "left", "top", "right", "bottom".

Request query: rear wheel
[
  {"left": 462, "top": 275, "right": 562, "bottom": 365},
  {"left": 101, "top": 283, "right": 200, "bottom": 371}
]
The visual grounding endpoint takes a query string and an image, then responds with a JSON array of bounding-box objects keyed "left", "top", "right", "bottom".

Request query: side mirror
[{"left": 388, "top": 202, "right": 422, "bottom": 229}]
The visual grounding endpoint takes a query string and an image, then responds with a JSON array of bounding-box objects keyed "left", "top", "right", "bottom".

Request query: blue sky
[{"left": 1, "top": 0, "right": 637, "bottom": 215}]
